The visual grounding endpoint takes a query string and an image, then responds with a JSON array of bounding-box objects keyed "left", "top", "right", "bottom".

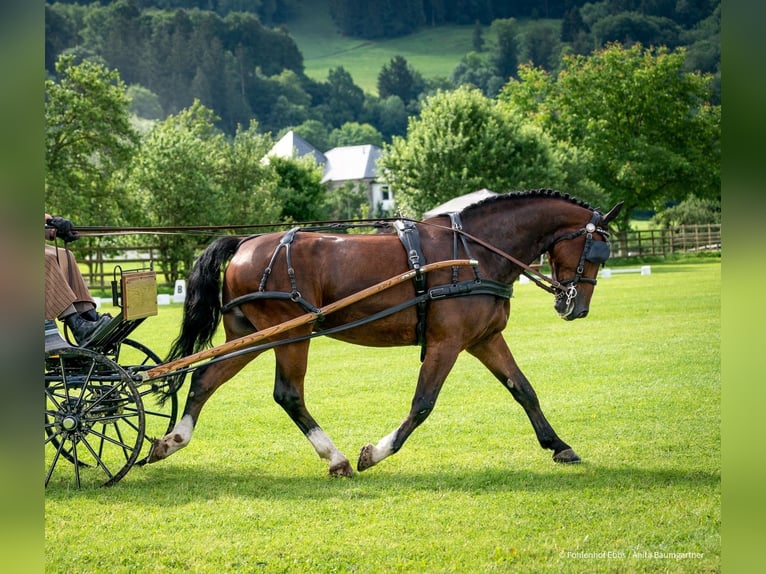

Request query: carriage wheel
[
  {"left": 45, "top": 347, "right": 145, "bottom": 488},
  {"left": 111, "top": 339, "right": 179, "bottom": 462}
]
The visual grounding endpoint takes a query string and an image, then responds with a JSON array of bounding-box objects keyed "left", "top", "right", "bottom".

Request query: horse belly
[{"left": 317, "top": 286, "right": 420, "bottom": 347}]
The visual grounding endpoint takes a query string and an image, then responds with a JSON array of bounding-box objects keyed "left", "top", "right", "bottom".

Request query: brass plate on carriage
[{"left": 121, "top": 271, "right": 158, "bottom": 320}]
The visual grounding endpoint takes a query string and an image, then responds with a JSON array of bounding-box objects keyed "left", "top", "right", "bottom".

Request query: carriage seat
[
  {"left": 83, "top": 269, "right": 158, "bottom": 354},
  {"left": 45, "top": 269, "right": 159, "bottom": 354}
]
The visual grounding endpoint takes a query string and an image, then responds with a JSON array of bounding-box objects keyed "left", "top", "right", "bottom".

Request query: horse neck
[{"left": 461, "top": 198, "right": 587, "bottom": 281}]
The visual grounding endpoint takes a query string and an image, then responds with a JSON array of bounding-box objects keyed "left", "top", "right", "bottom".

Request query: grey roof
[
  {"left": 266, "top": 130, "right": 326, "bottom": 164},
  {"left": 321, "top": 145, "right": 380, "bottom": 184},
  {"left": 422, "top": 189, "right": 498, "bottom": 219}
]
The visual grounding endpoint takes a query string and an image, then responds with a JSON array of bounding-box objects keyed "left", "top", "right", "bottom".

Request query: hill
[{"left": 285, "top": 0, "right": 476, "bottom": 93}]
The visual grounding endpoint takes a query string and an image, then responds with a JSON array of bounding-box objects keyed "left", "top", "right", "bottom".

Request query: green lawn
[
  {"left": 286, "top": 0, "right": 476, "bottom": 92},
  {"left": 45, "top": 260, "right": 720, "bottom": 572}
]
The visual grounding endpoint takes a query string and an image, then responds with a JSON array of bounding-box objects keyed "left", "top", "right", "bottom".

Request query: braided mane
[{"left": 466, "top": 189, "right": 594, "bottom": 213}]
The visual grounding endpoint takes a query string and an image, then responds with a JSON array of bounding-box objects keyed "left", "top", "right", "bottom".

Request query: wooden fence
[
  {"left": 72, "top": 224, "right": 722, "bottom": 291},
  {"left": 608, "top": 224, "right": 721, "bottom": 258}
]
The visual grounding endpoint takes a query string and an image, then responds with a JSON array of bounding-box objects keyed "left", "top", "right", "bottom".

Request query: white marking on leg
[
  {"left": 306, "top": 428, "right": 348, "bottom": 468},
  {"left": 165, "top": 414, "right": 194, "bottom": 454},
  {"left": 370, "top": 430, "right": 398, "bottom": 465}
]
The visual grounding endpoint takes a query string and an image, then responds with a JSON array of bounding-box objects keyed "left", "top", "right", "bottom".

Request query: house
[
  {"left": 265, "top": 130, "right": 394, "bottom": 213},
  {"left": 321, "top": 145, "right": 394, "bottom": 213},
  {"left": 264, "top": 130, "right": 326, "bottom": 165}
]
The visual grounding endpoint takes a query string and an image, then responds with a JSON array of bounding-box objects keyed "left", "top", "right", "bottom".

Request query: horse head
[{"left": 548, "top": 201, "right": 623, "bottom": 320}]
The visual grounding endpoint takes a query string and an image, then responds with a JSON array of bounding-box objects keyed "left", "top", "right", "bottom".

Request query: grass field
[
  {"left": 45, "top": 260, "right": 720, "bottom": 572},
  {"left": 286, "top": 0, "right": 476, "bottom": 93}
]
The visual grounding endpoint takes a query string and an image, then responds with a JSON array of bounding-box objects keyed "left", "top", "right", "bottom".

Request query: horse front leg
[
  {"left": 357, "top": 346, "right": 459, "bottom": 472},
  {"left": 147, "top": 354, "right": 253, "bottom": 463},
  {"left": 272, "top": 343, "right": 354, "bottom": 477},
  {"left": 467, "top": 333, "right": 581, "bottom": 463}
]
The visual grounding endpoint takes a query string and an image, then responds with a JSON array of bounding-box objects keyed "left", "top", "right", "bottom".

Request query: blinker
[{"left": 585, "top": 240, "right": 611, "bottom": 264}]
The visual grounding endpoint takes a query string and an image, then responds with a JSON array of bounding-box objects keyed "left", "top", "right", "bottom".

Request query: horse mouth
[{"left": 559, "top": 306, "right": 588, "bottom": 321}]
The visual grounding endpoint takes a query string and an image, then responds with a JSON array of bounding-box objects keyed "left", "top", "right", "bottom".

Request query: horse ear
[{"left": 601, "top": 201, "right": 624, "bottom": 225}]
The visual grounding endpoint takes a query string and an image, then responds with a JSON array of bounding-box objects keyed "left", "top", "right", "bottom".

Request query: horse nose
[{"left": 576, "top": 308, "right": 589, "bottom": 319}]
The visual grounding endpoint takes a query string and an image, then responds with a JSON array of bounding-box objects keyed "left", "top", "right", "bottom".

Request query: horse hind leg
[
  {"left": 272, "top": 342, "right": 354, "bottom": 477},
  {"left": 467, "top": 333, "right": 581, "bottom": 464}
]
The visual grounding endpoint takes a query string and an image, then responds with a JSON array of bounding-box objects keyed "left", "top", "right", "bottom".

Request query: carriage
[
  {"left": 44, "top": 266, "right": 181, "bottom": 488},
  {"left": 45, "top": 191, "right": 622, "bottom": 488}
]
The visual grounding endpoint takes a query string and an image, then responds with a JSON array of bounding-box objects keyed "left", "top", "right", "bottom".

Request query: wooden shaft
[{"left": 145, "top": 258, "right": 477, "bottom": 378}]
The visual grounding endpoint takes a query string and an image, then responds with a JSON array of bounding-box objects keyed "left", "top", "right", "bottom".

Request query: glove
[{"left": 47, "top": 216, "right": 80, "bottom": 243}]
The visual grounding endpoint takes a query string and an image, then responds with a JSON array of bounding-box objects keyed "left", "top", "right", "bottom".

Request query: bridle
[{"left": 546, "top": 210, "right": 612, "bottom": 310}]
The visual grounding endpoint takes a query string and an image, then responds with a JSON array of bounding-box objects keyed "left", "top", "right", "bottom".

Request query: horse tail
[{"left": 165, "top": 235, "right": 242, "bottom": 364}]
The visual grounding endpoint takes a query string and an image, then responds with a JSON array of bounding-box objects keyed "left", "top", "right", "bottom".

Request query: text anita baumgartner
[{"left": 565, "top": 551, "right": 704, "bottom": 560}]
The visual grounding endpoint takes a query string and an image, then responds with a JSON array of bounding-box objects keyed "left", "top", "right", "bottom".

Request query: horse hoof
[
  {"left": 357, "top": 444, "right": 376, "bottom": 472},
  {"left": 145, "top": 438, "right": 165, "bottom": 463},
  {"left": 329, "top": 460, "right": 354, "bottom": 478},
  {"left": 553, "top": 448, "right": 581, "bottom": 464}
]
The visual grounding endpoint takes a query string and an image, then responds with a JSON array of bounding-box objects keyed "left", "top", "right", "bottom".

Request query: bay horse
[{"left": 148, "top": 190, "right": 622, "bottom": 476}]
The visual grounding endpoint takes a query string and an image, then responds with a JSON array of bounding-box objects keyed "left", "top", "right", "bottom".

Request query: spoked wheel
[
  {"left": 45, "top": 347, "right": 145, "bottom": 488},
  {"left": 111, "top": 339, "right": 179, "bottom": 463}
]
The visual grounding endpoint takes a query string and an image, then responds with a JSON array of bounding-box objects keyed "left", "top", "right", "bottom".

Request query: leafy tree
[
  {"left": 219, "top": 120, "right": 282, "bottom": 227},
  {"left": 590, "top": 12, "right": 681, "bottom": 48},
  {"left": 329, "top": 122, "right": 384, "bottom": 148},
  {"left": 127, "top": 84, "right": 164, "bottom": 120},
  {"left": 377, "top": 55, "right": 425, "bottom": 104},
  {"left": 322, "top": 182, "right": 369, "bottom": 221},
  {"left": 450, "top": 52, "right": 504, "bottom": 96},
  {"left": 492, "top": 18, "right": 519, "bottom": 79},
  {"left": 517, "top": 20, "right": 562, "bottom": 71},
  {"left": 45, "top": 55, "right": 140, "bottom": 226},
  {"left": 321, "top": 67, "right": 365, "bottom": 128},
  {"left": 652, "top": 195, "right": 720, "bottom": 227},
  {"left": 287, "top": 119, "right": 332, "bottom": 152},
  {"left": 379, "top": 86, "right": 561, "bottom": 217},
  {"left": 501, "top": 43, "right": 720, "bottom": 229},
  {"left": 127, "top": 100, "right": 227, "bottom": 281},
  {"left": 268, "top": 155, "right": 327, "bottom": 222},
  {"left": 366, "top": 95, "right": 410, "bottom": 140}
]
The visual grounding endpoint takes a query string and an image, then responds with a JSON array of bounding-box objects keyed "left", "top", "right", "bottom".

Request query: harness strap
[
  {"left": 222, "top": 291, "right": 321, "bottom": 316},
  {"left": 394, "top": 220, "right": 429, "bottom": 360},
  {"left": 448, "top": 213, "right": 481, "bottom": 283},
  {"left": 258, "top": 226, "right": 303, "bottom": 294}
]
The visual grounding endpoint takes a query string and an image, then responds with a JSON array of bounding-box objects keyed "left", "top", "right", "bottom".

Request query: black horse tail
[{"left": 165, "top": 235, "right": 242, "bottom": 365}]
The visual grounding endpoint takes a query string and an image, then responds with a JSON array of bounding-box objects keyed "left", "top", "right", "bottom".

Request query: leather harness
[{"left": 223, "top": 220, "right": 512, "bottom": 362}]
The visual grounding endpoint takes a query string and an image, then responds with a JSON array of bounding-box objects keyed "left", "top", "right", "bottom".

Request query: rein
[{"left": 418, "top": 219, "right": 564, "bottom": 295}]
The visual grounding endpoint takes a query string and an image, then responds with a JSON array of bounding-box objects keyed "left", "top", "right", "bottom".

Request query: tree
[
  {"left": 472, "top": 20, "right": 485, "bottom": 51},
  {"left": 46, "top": 55, "right": 140, "bottom": 226},
  {"left": 517, "top": 20, "right": 562, "bottom": 71},
  {"left": 268, "top": 156, "right": 327, "bottom": 222},
  {"left": 127, "top": 100, "right": 228, "bottom": 281},
  {"left": 377, "top": 55, "right": 425, "bottom": 104},
  {"left": 321, "top": 67, "right": 365, "bottom": 128},
  {"left": 502, "top": 43, "right": 720, "bottom": 228},
  {"left": 329, "top": 122, "right": 384, "bottom": 148},
  {"left": 379, "top": 86, "right": 561, "bottom": 217},
  {"left": 450, "top": 51, "right": 505, "bottom": 96},
  {"left": 652, "top": 195, "right": 720, "bottom": 227},
  {"left": 219, "top": 120, "right": 282, "bottom": 227},
  {"left": 492, "top": 18, "right": 519, "bottom": 79},
  {"left": 372, "top": 95, "right": 410, "bottom": 140}
]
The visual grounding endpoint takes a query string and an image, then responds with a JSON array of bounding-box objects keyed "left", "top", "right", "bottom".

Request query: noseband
[{"left": 547, "top": 210, "right": 612, "bottom": 308}]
